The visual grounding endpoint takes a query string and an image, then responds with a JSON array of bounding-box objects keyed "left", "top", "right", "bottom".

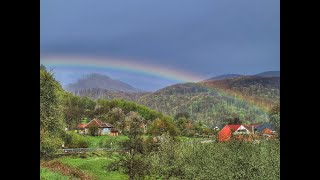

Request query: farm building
[{"left": 218, "top": 124, "right": 252, "bottom": 142}]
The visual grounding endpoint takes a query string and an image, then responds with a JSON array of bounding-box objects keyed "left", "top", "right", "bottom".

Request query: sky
[{"left": 40, "top": 0, "right": 280, "bottom": 91}]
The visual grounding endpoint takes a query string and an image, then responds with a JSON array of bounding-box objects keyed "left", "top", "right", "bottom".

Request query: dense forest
[
  {"left": 72, "top": 88, "right": 148, "bottom": 102},
  {"left": 67, "top": 74, "right": 279, "bottom": 127},
  {"left": 138, "top": 83, "right": 269, "bottom": 127},
  {"left": 70, "top": 83, "right": 272, "bottom": 128},
  {"left": 201, "top": 76, "right": 280, "bottom": 111}
]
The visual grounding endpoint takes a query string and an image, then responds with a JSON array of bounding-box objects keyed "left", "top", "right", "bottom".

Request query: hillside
[
  {"left": 205, "top": 74, "right": 243, "bottom": 81},
  {"left": 201, "top": 76, "right": 280, "bottom": 110},
  {"left": 66, "top": 73, "right": 141, "bottom": 93},
  {"left": 65, "top": 72, "right": 280, "bottom": 127},
  {"left": 254, "top": 71, "right": 280, "bottom": 77},
  {"left": 138, "top": 83, "right": 268, "bottom": 127},
  {"left": 73, "top": 88, "right": 150, "bottom": 101}
]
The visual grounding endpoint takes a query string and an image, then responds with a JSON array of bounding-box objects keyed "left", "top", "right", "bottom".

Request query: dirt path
[{"left": 41, "top": 160, "right": 95, "bottom": 180}]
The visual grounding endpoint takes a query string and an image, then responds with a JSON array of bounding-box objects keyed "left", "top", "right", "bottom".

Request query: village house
[
  {"left": 218, "top": 122, "right": 278, "bottom": 142},
  {"left": 76, "top": 118, "right": 119, "bottom": 136},
  {"left": 255, "top": 122, "right": 277, "bottom": 139},
  {"left": 218, "top": 124, "right": 252, "bottom": 142}
]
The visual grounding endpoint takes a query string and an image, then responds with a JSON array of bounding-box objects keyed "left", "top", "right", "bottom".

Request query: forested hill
[
  {"left": 71, "top": 88, "right": 149, "bottom": 101},
  {"left": 201, "top": 76, "right": 280, "bottom": 111},
  {"left": 66, "top": 73, "right": 141, "bottom": 93},
  {"left": 64, "top": 72, "right": 279, "bottom": 127},
  {"left": 205, "top": 74, "right": 243, "bottom": 81},
  {"left": 138, "top": 83, "right": 268, "bottom": 127},
  {"left": 254, "top": 71, "right": 280, "bottom": 77}
]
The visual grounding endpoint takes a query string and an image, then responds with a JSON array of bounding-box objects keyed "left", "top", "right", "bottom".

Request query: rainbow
[{"left": 40, "top": 55, "right": 204, "bottom": 82}]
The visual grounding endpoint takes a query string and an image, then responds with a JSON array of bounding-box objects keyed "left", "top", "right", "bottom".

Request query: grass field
[
  {"left": 58, "top": 152, "right": 127, "bottom": 180},
  {"left": 40, "top": 168, "right": 71, "bottom": 180},
  {"left": 83, "top": 135, "right": 129, "bottom": 148}
]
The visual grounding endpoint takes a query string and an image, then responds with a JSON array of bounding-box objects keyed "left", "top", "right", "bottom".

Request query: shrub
[
  {"left": 64, "top": 132, "right": 89, "bottom": 148},
  {"left": 40, "top": 130, "right": 63, "bottom": 159}
]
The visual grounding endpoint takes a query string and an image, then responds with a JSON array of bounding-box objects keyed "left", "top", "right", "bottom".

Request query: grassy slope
[
  {"left": 40, "top": 168, "right": 71, "bottom": 180},
  {"left": 58, "top": 153, "right": 127, "bottom": 180}
]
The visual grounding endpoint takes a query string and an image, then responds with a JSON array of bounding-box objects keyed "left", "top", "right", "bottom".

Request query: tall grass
[{"left": 40, "top": 168, "right": 70, "bottom": 180}]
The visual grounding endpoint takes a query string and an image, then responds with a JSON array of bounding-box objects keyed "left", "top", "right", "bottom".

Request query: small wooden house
[{"left": 83, "top": 119, "right": 117, "bottom": 136}]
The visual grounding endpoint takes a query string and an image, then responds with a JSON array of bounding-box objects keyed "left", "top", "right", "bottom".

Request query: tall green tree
[
  {"left": 110, "top": 111, "right": 150, "bottom": 180},
  {"left": 269, "top": 102, "right": 280, "bottom": 137},
  {"left": 40, "top": 65, "right": 65, "bottom": 158}
]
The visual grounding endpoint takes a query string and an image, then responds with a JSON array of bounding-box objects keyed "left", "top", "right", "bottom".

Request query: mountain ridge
[{"left": 65, "top": 73, "right": 142, "bottom": 93}]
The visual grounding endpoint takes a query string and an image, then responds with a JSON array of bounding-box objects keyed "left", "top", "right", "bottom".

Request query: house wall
[
  {"left": 101, "top": 128, "right": 111, "bottom": 135},
  {"left": 218, "top": 126, "right": 232, "bottom": 142},
  {"left": 233, "top": 125, "right": 251, "bottom": 135}
]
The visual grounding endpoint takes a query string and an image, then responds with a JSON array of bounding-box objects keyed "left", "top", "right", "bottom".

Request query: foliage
[
  {"left": 62, "top": 92, "right": 96, "bottom": 129},
  {"left": 148, "top": 116, "right": 180, "bottom": 136},
  {"left": 138, "top": 83, "right": 269, "bottom": 127},
  {"left": 79, "top": 135, "right": 129, "bottom": 148},
  {"left": 63, "top": 131, "right": 88, "bottom": 148},
  {"left": 40, "top": 65, "right": 65, "bottom": 158},
  {"left": 40, "top": 130, "right": 63, "bottom": 159},
  {"left": 145, "top": 136, "right": 280, "bottom": 180},
  {"left": 62, "top": 95, "right": 164, "bottom": 131},
  {"left": 108, "top": 111, "right": 150, "bottom": 180},
  {"left": 269, "top": 102, "right": 280, "bottom": 137},
  {"left": 40, "top": 168, "right": 70, "bottom": 180},
  {"left": 202, "top": 76, "right": 280, "bottom": 111}
]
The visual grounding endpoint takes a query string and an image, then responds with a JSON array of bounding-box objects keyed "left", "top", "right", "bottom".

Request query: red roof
[
  {"left": 84, "top": 118, "right": 113, "bottom": 128},
  {"left": 77, "top": 123, "right": 87, "bottom": 129},
  {"left": 227, "top": 125, "right": 241, "bottom": 132}
]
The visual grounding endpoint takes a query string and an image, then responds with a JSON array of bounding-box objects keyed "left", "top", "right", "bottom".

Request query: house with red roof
[
  {"left": 218, "top": 124, "right": 252, "bottom": 142},
  {"left": 77, "top": 118, "right": 119, "bottom": 136}
]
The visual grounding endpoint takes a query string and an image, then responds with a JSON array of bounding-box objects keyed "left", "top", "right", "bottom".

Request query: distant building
[
  {"left": 218, "top": 124, "right": 251, "bottom": 142},
  {"left": 218, "top": 122, "right": 278, "bottom": 142},
  {"left": 255, "top": 122, "right": 277, "bottom": 139},
  {"left": 76, "top": 118, "right": 119, "bottom": 136}
]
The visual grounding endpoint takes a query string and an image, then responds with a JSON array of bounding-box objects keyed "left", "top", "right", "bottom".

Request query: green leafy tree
[
  {"left": 148, "top": 116, "right": 180, "bottom": 136},
  {"left": 269, "top": 102, "right": 280, "bottom": 137},
  {"left": 109, "top": 111, "right": 150, "bottom": 180},
  {"left": 40, "top": 65, "right": 65, "bottom": 158}
]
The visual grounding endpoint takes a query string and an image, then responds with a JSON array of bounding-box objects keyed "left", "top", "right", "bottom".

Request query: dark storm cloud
[{"left": 41, "top": 0, "right": 279, "bottom": 77}]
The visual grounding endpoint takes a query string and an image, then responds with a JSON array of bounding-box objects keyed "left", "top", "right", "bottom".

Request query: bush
[
  {"left": 145, "top": 135, "right": 280, "bottom": 180},
  {"left": 64, "top": 132, "right": 89, "bottom": 148},
  {"left": 40, "top": 131, "right": 63, "bottom": 159}
]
